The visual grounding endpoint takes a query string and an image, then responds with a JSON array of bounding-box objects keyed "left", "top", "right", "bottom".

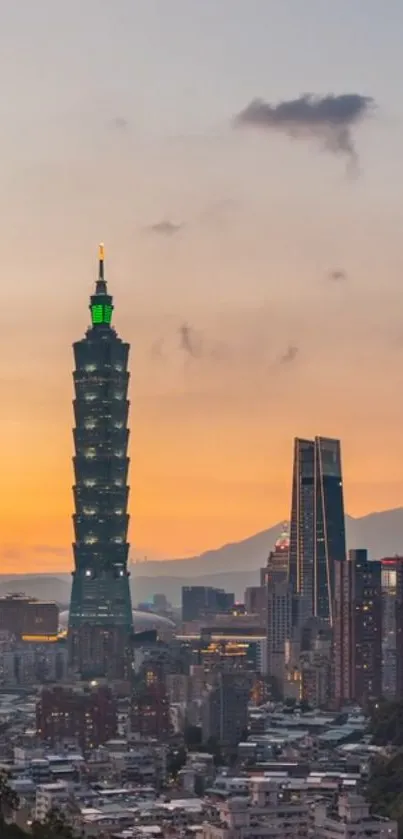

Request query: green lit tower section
[{"left": 68, "top": 244, "right": 133, "bottom": 680}]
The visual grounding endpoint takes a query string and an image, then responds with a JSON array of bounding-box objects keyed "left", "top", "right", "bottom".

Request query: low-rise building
[{"left": 314, "top": 794, "right": 398, "bottom": 839}]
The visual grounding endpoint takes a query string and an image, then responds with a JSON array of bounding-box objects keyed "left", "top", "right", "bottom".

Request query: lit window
[
  {"left": 84, "top": 393, "right": 97, "bottom": 401},
  {"left": 84, "top": 448, "right": 96, "bottom": 459},
  {"left": 84, "top": 365, "right": 97, "bottom": 372},
  {"left": 84, "top": 535, "right": 98, "bottom": 544},
  {"left": 84, "top": 421, "right": 96, "bottom": 430},
  {"left": 84, "top": 479, "right": 96, "bottom": 487}
]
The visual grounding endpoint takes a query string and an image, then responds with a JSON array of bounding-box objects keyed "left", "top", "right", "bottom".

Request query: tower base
[{"left": 68, "top": 624, "right": 133, "bottom": 681}]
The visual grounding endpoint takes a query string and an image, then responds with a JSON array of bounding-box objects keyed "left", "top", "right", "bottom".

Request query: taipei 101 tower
[{"left": 68, "top": 245, "right": 133, "bottom": 680}]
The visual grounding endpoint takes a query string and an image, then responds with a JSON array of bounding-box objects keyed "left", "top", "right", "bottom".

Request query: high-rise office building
[
  {"left": 181, "top": 586, "right": 234, "bottom": 623},
  {"left": 333, "top": 549, "right": 382, "bottom": 708},
  {"left": 288, "top": 437, "right": 346, "bottom": 625},
  {"left": 266, "top": 575, "right": 292, "bottom": 691},
  {"left": 381, "top": 557, "right": 403, "bottom": 698},
  {"left": 201, "top": 672, "right": 250, "bottom": 748},
  {"left": 260, "top": 523, "right": 290, "bottom": 587},
  {"left": 68, "top": 245, "right": 133, "bottom": 680}
]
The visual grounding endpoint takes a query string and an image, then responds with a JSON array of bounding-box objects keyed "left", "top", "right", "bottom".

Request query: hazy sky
[{"left": 2, "top": 0, "right": 403, "bottom": 572}]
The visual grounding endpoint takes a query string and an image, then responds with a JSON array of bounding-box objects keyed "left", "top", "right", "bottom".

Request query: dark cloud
[
  {"left": 328, "top": 269, "right": 348, "bottom": 282},
  {"left": 279, "top": 345, "right": 299, "bottom": 365},
  {"left": 179, "top": 323, "right": 203, "bottom": 358},
  {"left": 111, "top": 116, "right": 129, "bottom": 131},
  {"left": 234, "top": 93, "right": 374, "bottom": 171},
  {"left": 147, "top": 220, "right": 183, "bottom": 237}
]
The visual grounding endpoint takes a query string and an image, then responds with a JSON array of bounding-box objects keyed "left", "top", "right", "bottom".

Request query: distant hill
[
  {"left": 0, "top": 575, "right": 71, "bottom": 606},
  {"left": 1, "top": 507, "right": 403, "bottom": 605},
  {"left": 130, "top": 507, "right": 403, "bottom": 601}
]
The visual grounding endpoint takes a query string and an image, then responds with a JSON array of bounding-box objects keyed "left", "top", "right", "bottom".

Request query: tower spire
[
  {"left": 98, "top": 242, "right": 105, "bottom": 280},
  {"left": 90, "top": 243, "right": 114, "bottom": 326},
  {"left": 96, "top": 242, "right": 107, "bottom": 294}
]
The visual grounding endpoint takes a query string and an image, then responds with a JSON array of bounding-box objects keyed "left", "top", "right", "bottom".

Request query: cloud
[
  {"left": 234, "top": 93, "right": 374, "bottom": 171},
  {"left": 150, "top": 338, "right": 166, "bottom": 360},
  {"left": 279, "top": 344, "right": 299, "bottom": 365},
  {"left": 111, "top": 116, "right": 129, "bottom": 131},
  {"left": 328, "top": 268, "right": 348, "bottom": 282},
  {"left": 147, "top": 220, "right": 183, "bottom": 237},
  {"left": 179, "top": 322, "right": 203, "bottom": 358}
]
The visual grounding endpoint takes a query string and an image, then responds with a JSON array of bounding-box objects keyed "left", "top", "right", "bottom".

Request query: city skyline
[{"left": 2, "top": 2, "right": 403, "bottom": 572}]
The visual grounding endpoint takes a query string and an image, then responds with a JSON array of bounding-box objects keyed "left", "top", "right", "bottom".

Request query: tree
[
  {"left": 184, "top": 725, "right": 202, "bottom": 749},
  {"left": 367, "top": 751, "right": 403, "bottom": 835},
  {"left": 31, "top": 808, "right": 75, "bottom": 839},
  {"left": 0, "top": 771, "right": 19, "bottom": 822},
  {"left": 166, "top": 746, "right": 187, "bottom": 779},
  {"left": 369, "top": 700, "right": 403, "bottom": 747}
]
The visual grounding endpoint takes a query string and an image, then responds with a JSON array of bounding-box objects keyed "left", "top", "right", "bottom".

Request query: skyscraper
[
  {"left": 260, "top": 522, "right": 290, "bottom": 586},
  {"left": 333, "top": 549, "right": 382, "bottom": 708},
  {"left": 68, "top": 245, "right": 133, "bottom": 680},
  {"left": 288, "top": 437, "right": 346, "bottom": 625},
  {"left": 394, "top": 558, "right": 403, "bottom": 699}
]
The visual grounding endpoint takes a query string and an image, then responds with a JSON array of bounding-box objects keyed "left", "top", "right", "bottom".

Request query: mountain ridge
[{"left": 0, "top": 507, "right": 403, "bottom": 604}]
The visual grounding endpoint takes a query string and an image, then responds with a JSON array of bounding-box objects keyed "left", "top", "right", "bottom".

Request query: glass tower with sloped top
[
  {"left": 68, "top": 245, "right": 133, "bottom": 680},
  {"left": 288, "top": 436, "right": 346, "bottom": 627}
]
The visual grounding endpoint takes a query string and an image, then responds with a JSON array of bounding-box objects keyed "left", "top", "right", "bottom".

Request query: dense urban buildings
[
  {"left": 334, "top": 549, "right": 382, "bottom": 707},
  {"left": 68, "top": 245, "right": 134, "bottom": 680},
  {"left": 288, "top": 436, "right": 346, "bottom": 625}
]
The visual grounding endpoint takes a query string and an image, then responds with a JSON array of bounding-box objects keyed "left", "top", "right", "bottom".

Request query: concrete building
[
  {"left": 266, "top": 575, "right": 292, "bottom": 691},
  {"left": 0, "top": 641, "right": 68, "bottom": 686},
  {"left": 130, "top": 668, "right": 171, "bottom": 740},
  {"left": 37, "top": 684, "right": 117, "bottom": 753},
  {"left": 314, "top": 794, "right": 397, "bottom": 839},
  {"left": 0, "top": 594, "right": 59, "bottom": 640},
  {"left": 35, "top": 781, "right": 70, "bottom": 822},
  {"left": 201, "top": 672, "right": 250, "bottom": 748},
  {"left": 199, "top": 778, "right": 308, "bottom": 839}
]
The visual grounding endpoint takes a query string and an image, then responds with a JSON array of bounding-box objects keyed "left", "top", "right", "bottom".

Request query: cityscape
[{"left": 2, "top": 4, "right": 403, "bottom": 839}]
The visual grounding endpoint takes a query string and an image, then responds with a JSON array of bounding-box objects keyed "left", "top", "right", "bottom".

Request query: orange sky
[{"left": 1, "top": 265, "right": 403, "bottom": 574}]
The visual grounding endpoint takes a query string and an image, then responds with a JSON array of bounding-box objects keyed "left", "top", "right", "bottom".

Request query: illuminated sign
[{"left": 91, "top": 303, "right": 113, "bottom": 326}]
